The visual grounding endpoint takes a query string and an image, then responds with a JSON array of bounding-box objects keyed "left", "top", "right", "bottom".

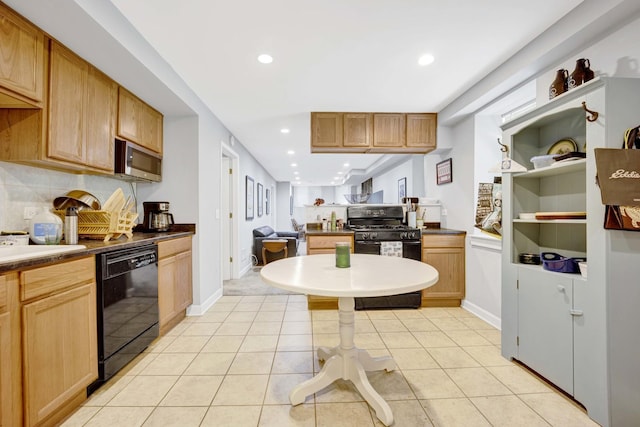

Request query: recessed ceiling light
[
  {"left": 293, "top": 171, "right": 299, "bottom": 175},
  {"left": 257, "top": 54, "right": 273, "bottom": 64},
  {"left": 418, "top": 54, "right": 435, "bottom": 66},
  {"left": 281, "top": 128, "right": 290, "bottom": 134},
  {"left": 337, "top": 172, "right": 343, "bottom": 175},
  {"left": 343, "top": 163, "right": 350, "bottom": 167},
  {"left": 287, "top": 150, "right": 295, "bottom": 155},
  {"left": 295, "top": 176, "right": 300, "bottom": 180},
  {"left": 290, "top": 163, "right": 297, "bottom": 167}
]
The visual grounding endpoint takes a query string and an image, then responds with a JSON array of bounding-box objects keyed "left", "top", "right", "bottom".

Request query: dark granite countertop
[
  {"left": 305, "top": 230, "right": 355, "bottom": 236},
  {"left": 420, "top": 228, "right": 466, "bottom": 235},
  {"left": 0, "top": 224, "right": 195, "bottom": 273}
]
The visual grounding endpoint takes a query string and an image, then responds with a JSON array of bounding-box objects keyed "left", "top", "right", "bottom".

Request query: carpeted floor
[{"left": 223, "top": 266, "right": 300, "bottom": 296}]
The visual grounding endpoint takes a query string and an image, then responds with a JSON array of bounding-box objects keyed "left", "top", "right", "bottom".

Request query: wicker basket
[{"left": 54, "top": 210, "right": 138, "bottom": 242}]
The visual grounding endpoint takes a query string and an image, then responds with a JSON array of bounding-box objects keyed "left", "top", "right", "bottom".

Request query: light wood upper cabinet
[
  {"left": 48, "top": 41, "right": 86, "bottom": 165},
  {"left": 85, "top": 67, "right": 117, "bottom": 171},
  {"left": 48, "top": 41, "right": 117, "bottom": 172},
  {"left": 421, "top": 233, "right": 466, "bottom": 307},
  {"left": 406, "top": 113, "right": 437, "bottom": 150},
  {"left": 311, "top": 111, "right": 436, "bottom": 153},
  {"left": 117, "top": 87, "right": 163, "bottom": 154},
  {"left": 372, "top": 113, "right": 405, "bottom": 148},
  {"left": 0, "top": 3, "right": 46, "bottom": 107},
  {"left": 343, "top": 113, "right": 371, "bottom": 148},
  {"left": 311, "top": 112, "right": 343, "bottom": 149}
]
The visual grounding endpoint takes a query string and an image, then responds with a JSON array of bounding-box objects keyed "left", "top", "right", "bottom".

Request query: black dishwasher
[{"left": 88, "top": 244, "right": 159, "bottom": 395}]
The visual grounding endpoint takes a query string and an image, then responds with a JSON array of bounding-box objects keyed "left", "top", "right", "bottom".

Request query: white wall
[{"left": 371, "top": 158, "right": 416, "bottom": 204}]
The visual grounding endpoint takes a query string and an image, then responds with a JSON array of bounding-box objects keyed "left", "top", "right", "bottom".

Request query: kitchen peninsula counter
[{"left": 0, "top": 225, "right": 195, "bottom": 273}]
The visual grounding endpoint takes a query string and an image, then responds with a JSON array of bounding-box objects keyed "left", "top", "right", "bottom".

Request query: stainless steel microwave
[{"left": 114, "top": 139, "right": 162, "bottom": 182}]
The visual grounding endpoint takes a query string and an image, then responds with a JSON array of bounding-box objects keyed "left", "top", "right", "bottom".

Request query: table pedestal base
[{"left": 289, "top": 297, "right": 397, "bottom": 426}]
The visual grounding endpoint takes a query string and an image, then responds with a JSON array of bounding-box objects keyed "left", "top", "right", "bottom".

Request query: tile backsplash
[{"left": 0, "top": 161, "right": 136, "bottom": 232}]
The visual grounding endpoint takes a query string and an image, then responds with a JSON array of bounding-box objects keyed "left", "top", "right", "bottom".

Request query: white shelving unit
[{"left": 501, "top": 77, "right": 640, "bottom": 427}]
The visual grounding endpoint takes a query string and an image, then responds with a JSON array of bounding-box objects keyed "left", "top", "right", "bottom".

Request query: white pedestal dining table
[{"left": 260, "top": 253, "right": 439, "bottom": 426}]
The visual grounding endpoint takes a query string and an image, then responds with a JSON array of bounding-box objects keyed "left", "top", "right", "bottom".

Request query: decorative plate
[{"left": 547, "top": 138, "right": 578, "bottom": 155}]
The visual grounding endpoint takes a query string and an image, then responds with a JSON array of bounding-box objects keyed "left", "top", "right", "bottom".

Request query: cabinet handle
[
  {"left": 557, "top": 285, "right": 566, "bottom": 293},
  {"left": 570, "top": 309, "right": 584, "bottom": 316}
]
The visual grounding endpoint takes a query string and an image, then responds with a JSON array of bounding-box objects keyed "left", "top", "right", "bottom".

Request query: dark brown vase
[
  {"left": 549, "top": 69, "right": 568, "bottom": 99},
  {"left": 568, "top": 58, "right": 589, "bottom": 89},
  {"left": 583, "top": 59, "right": 595, "bottom": 83}
]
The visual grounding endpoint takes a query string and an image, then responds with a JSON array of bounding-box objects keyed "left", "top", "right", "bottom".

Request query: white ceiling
[{"left": 12, "top": 0, "right": 587, "bottom": 186}]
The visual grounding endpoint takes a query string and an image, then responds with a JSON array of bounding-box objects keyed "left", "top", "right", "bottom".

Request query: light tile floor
[{"left": 62, "top": 295, "right": 599, "bottom": 426}]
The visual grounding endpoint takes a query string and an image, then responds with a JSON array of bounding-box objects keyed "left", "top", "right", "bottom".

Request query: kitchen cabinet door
[
  {"left": 306, "top": 233, "right": 354, "bottom": 309},
  {"left": 84, "top": 66, "right": 117, "bottom": 171},
  {"left": 48, "top": 41, "right": 117, "bottom": 172},
  {"left": 174, "top": 251, "right": 193, "bottom": 312},
  {"left": 48, "top": 41, "right": 86, "bottom": 165},
  {"left": 517, "top": 267, "right": 573, "bottom": 395},
  {"left": 158, "top": 237, "right": 193, "bottom": 334},
  {"left": 0, "top": 273, "right": 21, "bottom": 427},
  {"left": 421, "top": 234, "right": 465, "bottom": 306},
  {"left": 406, "top": 113, "right": 437, "bottom": 151},
  {"left": 141, "top": 105, "right": 163, "bottom": 154},
  {"left": 311, "top": 112, "right": 343, "bottom": 150},
  {"left": 0, "top": 3, "right": 45, "bottom": 106},
  {"left": 372, "top": 113, "right": 405, "bottom": 148},
  {"left": 22, "top": 282, "right": 97, "bottom": 427},
  {"left": 117, "top": 87, "right": 163, "bottom": 154},
  {"left": 343, "top": 113, "right": 371, "bottom": 149}
]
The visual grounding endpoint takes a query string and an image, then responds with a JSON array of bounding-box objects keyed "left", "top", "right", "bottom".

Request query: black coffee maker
[{"left": 142, "top": 201, "right": 174, "bottom": 232}]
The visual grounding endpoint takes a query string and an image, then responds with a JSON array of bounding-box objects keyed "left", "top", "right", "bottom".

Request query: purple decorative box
[{"left": 540, "top": 252, "right": 586, "bottom": 274}]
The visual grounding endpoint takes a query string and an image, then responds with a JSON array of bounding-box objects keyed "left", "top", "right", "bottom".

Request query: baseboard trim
[
  {"left": 186, "top": 288, "right": 222, "bottom": 316},
  {"left": 461, "top": 300, "right": 501, "bottom": 330}
]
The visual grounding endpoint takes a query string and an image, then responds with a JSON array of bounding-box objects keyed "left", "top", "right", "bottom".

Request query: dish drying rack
[{"left": 54, "top": 188, "right": 137, "bottom": 242}]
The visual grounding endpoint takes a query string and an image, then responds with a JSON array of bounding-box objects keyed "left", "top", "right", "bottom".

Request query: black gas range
[{"left": 345, "top": 205, "right": 422, "bottom": 309}]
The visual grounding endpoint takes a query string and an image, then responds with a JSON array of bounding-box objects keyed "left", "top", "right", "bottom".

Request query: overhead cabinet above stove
[{"left": 310, "top": 112, "right": 437, "bottom": 154}]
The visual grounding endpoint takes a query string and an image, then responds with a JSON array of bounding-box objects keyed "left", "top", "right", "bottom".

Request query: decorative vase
[
  {"left": 549, "top": 69, "right": 569, "bottom": 99},
  {"left": 568, "top": 58, "right": 590, "bottom": 89},
  {"left": 583, "top": 59, "right": 595, "bottom": 83}
]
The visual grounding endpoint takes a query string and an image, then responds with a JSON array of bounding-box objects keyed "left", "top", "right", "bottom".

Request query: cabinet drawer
[
  {"left": 0, "top": 274, "right": 6, "bottom": 312},
  {"left": 307, "top": 235, "right": 353, "bottom": 250},
  {"left": 20, "top": 256, "right": 94, "bottom": 301},
  {"left": 158, "top": 236, "right": 192, "bottom": 259},
  {"left": 422, "top": 234, "right": 465, "bottom": 248}
]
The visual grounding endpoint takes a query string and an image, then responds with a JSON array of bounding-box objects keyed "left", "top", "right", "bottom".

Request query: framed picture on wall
[
  {"left": 265, "top": 188, "right": 271, "bottom": 215},
  {"left": 257, "top": 183, "right": 263, "bottom": 217},
  {"left": 245, "top": 176, "right": 254, "bottom": 220},
  {"left": 436, "top": 158, "right": 453, "bottom": 185},
  {"left": 398, "top": 177, "right": 406, "bottom": 203}
]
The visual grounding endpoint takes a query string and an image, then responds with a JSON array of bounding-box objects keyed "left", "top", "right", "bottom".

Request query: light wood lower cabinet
[
  {"left": 0, "top": 273, "right": 21, "bottom": 427},
  {"left": 306, "top": 233, "right": 354, "bottom": 309},
  {"left": 158, "top": 236, "right": 193, "bottom": 335},
  {"left": 20, "top": 256, "right": 97, "bottom": 427},
  {"left": 421, "top": 233, "right": 466, "bottom": 307}
]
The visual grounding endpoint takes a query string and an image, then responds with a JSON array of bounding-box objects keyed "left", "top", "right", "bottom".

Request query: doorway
[{"left": 221, "top": 143, "right": 239, "bottom": 280}]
